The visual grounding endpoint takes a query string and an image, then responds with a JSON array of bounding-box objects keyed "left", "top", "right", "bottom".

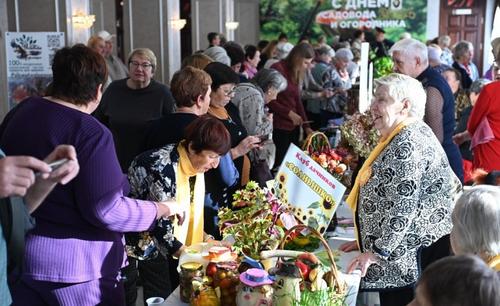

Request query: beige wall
[
  {"left": 90, "top": 0, "right": 116, "bottom": 38},
  {"left": 0, "top": 0, "right": 261, "bottom": 118},
  {"left": 190, "top": 0, "right": 260, "bottom": 50}
]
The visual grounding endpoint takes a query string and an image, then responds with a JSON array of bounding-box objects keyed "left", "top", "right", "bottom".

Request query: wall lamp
[
  {"left": 72, "top": 11, "right": 96, "bottom": 29},
  {"left": 170, "top": 19, "right": 187, "bottom": 30},
  {"left": 225, "top": 21, "right": 239, "bottom": 30}
]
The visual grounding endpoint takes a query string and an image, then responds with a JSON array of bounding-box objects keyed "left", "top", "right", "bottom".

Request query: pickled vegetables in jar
[
  {"left": 190, "top": 277, "right": 220, "bottom": 306},
  {"left": 179, "top": 262, "right": 203, "bottom": 302},
  {"left": 213, "top": 261, "right": 239, "bottom": 306}
]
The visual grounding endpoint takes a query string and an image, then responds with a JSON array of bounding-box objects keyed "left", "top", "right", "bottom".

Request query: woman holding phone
[
  {"left": 232, "top": 68, "right": 287, "bottom": 170},
  {"left": 0, "top": 45, "right": 184, "bottom": 305}
]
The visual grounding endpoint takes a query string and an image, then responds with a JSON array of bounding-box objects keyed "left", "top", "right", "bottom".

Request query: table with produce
[{"left": 163, "top": 129, "right": 370, "bottom": 306}]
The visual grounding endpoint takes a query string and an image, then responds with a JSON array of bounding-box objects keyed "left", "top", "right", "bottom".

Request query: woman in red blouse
[{"left": 270, "top": 42, "right": 315, "bottom": 169}]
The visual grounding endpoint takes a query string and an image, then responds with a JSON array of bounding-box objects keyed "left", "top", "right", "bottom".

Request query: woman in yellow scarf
[
  {"left": 450, "top": 185, "right": 500, "bottom": 271},
  {"left": 126, "top": 116, "right": 231, "bottom": 302},
  {"left": 341, "top": 74, "right": 461, "bottom": 306}
]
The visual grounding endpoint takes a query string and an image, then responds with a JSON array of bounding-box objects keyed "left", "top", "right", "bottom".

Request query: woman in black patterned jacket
[{"left": 340, "top": 74, "right": 461, "bottom": 306}]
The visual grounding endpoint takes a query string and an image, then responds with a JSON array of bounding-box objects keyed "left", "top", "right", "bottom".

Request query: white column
[
  {"left": 66, "top": 0, "right": 93, "bottom": 45},
  {"left": 165, "top": 0, "right": 182, "bottom": 82},
  {"left": 224, "top": 0, "right": 236, "bottom": 41}
]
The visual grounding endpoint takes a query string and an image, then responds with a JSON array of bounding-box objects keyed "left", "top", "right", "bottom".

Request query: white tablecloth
[{"left": 164, "top": 201, "right": 361, "bottom": 306}]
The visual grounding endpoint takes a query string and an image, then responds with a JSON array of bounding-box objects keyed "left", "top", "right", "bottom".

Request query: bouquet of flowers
[
  {"left": 340, "top": 110, "right": 380, "bottom": 158},
  {"left": 218, "top": 181, "right": 287, "bottom": 260}
]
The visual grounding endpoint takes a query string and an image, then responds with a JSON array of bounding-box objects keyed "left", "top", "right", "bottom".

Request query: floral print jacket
[
  {"left": 126, "top": 144, "right": 183, "bottom": 260},
  {"left": 357, "top": 121, "right": 461, "bottom": 290}
]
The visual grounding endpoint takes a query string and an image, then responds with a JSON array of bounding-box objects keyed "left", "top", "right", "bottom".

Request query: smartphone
[
  {"left": 35, "top": 158, "right": 69, "bottom": 177},
  {"left": 258, "top": 134, "right": 270, "bottom": 143},
  {"left": 48, "top": 158, "right": 69, "bottom": 171}
]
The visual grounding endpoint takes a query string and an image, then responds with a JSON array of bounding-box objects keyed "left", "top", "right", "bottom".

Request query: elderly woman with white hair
[
  {"left": 231, "top": 68, "right": 287, "bottom": 173},
  {"left": 340, "top": 73, "right": 461, "bottom": 306},
  {"left": 452, "top": 40, "right": 479, "bottom": 89},
  {"left": 451, "top": 185, "right": 500, "bottom": 271},
  {"left": 315, "top": 47, "right": 354, "bottom": 125}
]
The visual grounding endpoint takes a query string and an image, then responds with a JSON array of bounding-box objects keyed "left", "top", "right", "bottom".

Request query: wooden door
[{"left": 439, "top": 0, "right": 487, "bottom": 73}]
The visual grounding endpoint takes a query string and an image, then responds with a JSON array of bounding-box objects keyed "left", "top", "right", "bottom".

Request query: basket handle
[
  {"left": 278, "top": 224, "right": 346, "bottom": 293},
  {"left": 302, "top": 132, "right": 331, "bottom": 154}
]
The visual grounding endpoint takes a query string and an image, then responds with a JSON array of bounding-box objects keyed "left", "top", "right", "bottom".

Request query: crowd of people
[{"left": 0, "top": 26, "right": 498, "bottom": 306}]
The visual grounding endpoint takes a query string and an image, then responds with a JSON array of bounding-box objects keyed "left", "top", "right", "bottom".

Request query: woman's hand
[
  {"left": 173, "top": 245, "right": 186, "bottom": 258},
  {"left": 24, "top": 145, "right": 79, "bottom": 213},
  {"left": 206, "top": 237, "right": 233, "bottom": 248},
  {"left": 0, "top": 156, "right": 50, "bottom": 198},
  {"left": 288, "top": 110, "right": 303, "bottom": 126},
  {"left": 347, "top": 252, "right": 378, "bottom": 276},
  {"left": 321, "top": 89, "right": 334, "bottom": 98},
  {"left": 231, "top": 136, "right": 261, "bottom": 159},
  {"left": 339, "top": 241, "right": 359, "bottom": 252},
  {"left": 453, "top": 131, "right": 471, "bottom": 145},
  {"left": 43, "top": 145, "right": 80, "bottom": 185},
  {"left": 156, "top": 201, "right": 187, "bottom": 225}
]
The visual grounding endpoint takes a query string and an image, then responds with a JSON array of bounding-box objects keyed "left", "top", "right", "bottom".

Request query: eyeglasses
[
  {"left": 221, "top": 87, "right": 236, "bottom": 97},
  {"left": 129, "top": 61, "right": 153, "bottom": 69}
]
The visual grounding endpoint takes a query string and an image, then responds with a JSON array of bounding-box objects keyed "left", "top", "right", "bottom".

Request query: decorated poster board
[
  {"left": 5, "top": 32, "right": 65, "bottom": 108},
  {"left": 260, "top": 0, "right": 427, "bottom": 43},
  {"left": 273, "top": 144, "right": 347, "bottom": 234}
]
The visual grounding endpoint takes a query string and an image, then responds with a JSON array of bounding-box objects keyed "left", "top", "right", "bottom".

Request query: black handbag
[{"left": 250, "top": 158, "right": 273, "bottom": 187}]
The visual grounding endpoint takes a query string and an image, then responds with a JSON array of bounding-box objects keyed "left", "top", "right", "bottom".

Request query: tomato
[
  {"left": 219, "top": 278, "right": 232, "bottom": 289},
  {"left": 206, "top": 263, "right": 217, "bottom": 277}
]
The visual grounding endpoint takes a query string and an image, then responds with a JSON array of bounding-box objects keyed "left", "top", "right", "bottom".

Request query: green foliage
[{"left": 372, "top": 56, "right": 394, "bottom": 79}]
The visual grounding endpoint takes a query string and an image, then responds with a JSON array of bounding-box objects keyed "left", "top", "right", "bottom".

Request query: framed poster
[{"left": 5, "top": 32, "right": 65, "bottom": 108}]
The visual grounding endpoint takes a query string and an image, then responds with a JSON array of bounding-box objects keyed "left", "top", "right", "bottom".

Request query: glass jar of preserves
[
  {"left": 213, "top": 261, "right": 239, "bottom": 306},
  {"left": 179, "top": 262, "right": 203, "bottom": 302}
]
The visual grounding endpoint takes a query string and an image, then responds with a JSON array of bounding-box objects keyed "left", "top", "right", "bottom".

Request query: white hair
[
  {"left": 452, "top": 185, "right": 500, "bottom": 258},
  {"left": 438, "top": 35, "right": 451, "bottom": 47},
  {"left": 399, "top": 32, "right": 411, "bottom": 40},
  {"left": 452, "top": 41, "right": 473, "bottom": 61},
  {"left": 334, "top": 48, "right": 353, "bottom": 61},
  {"left": 374, "top": 73, "right": 426, "bottom": 119},
  {"left": 389, "top": 38, "right": 428, "bottom": 66},
  {"left": 427, "top": 45, "right": 442, "bottom": 63}
]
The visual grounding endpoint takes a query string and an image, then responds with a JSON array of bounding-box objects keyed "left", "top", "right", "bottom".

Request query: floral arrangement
[
  {"left": 340, "top": 110, "right": 380, "bottom": 158},
  {"left": 218, "top": 181, "right": 286, "bottom": 260}
]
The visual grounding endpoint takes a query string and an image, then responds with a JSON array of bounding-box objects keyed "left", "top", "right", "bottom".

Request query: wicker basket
[
  {"left": 302, "top": 131, "right": 330, "bottom": 155},
  {"left": 276, "top": 224, "right": 347, "bottom": 295}
]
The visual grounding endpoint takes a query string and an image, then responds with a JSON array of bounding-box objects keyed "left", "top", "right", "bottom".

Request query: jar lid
[{"left": 181, "top": 262, "right": 203, "bottom": 271}]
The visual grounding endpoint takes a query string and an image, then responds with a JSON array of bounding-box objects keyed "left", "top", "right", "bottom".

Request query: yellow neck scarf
[
  {"left": 488, "top": 254, "right": 500, "bottom": 271},
  {"left": 175, "top": 143, "right": 205, "bottom": 246},
  {"left": 346, "top": 118, "right": 416, "bottom": 247},
  {"left": 208, "top": 105, "right": 229, "bottom": 120},
  {"left": 208, "top": 106, "right": 250, "bottom": 186}
]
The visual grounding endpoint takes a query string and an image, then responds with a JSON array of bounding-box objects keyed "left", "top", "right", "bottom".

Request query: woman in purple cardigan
[{"left": 0, "top": 45, "right": 184, "bottom": 305}]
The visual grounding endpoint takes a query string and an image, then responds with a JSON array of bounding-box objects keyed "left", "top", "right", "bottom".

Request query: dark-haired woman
[
  {"left": 242, "top": 45, "right": 261, "bottom": 79},
  {"left": 270, "top": 42, "right": 315, "bottom": 169},
  {"left": 203, "top": 62, "right": 261, "bottom": 237},
  {"left": 0, "top": 45, "right": 183, "bottom": 305}
]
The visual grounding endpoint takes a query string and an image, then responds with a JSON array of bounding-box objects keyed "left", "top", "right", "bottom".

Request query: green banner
[{"left": 260, "top": 0, "right": 427, "bottom": 44}]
